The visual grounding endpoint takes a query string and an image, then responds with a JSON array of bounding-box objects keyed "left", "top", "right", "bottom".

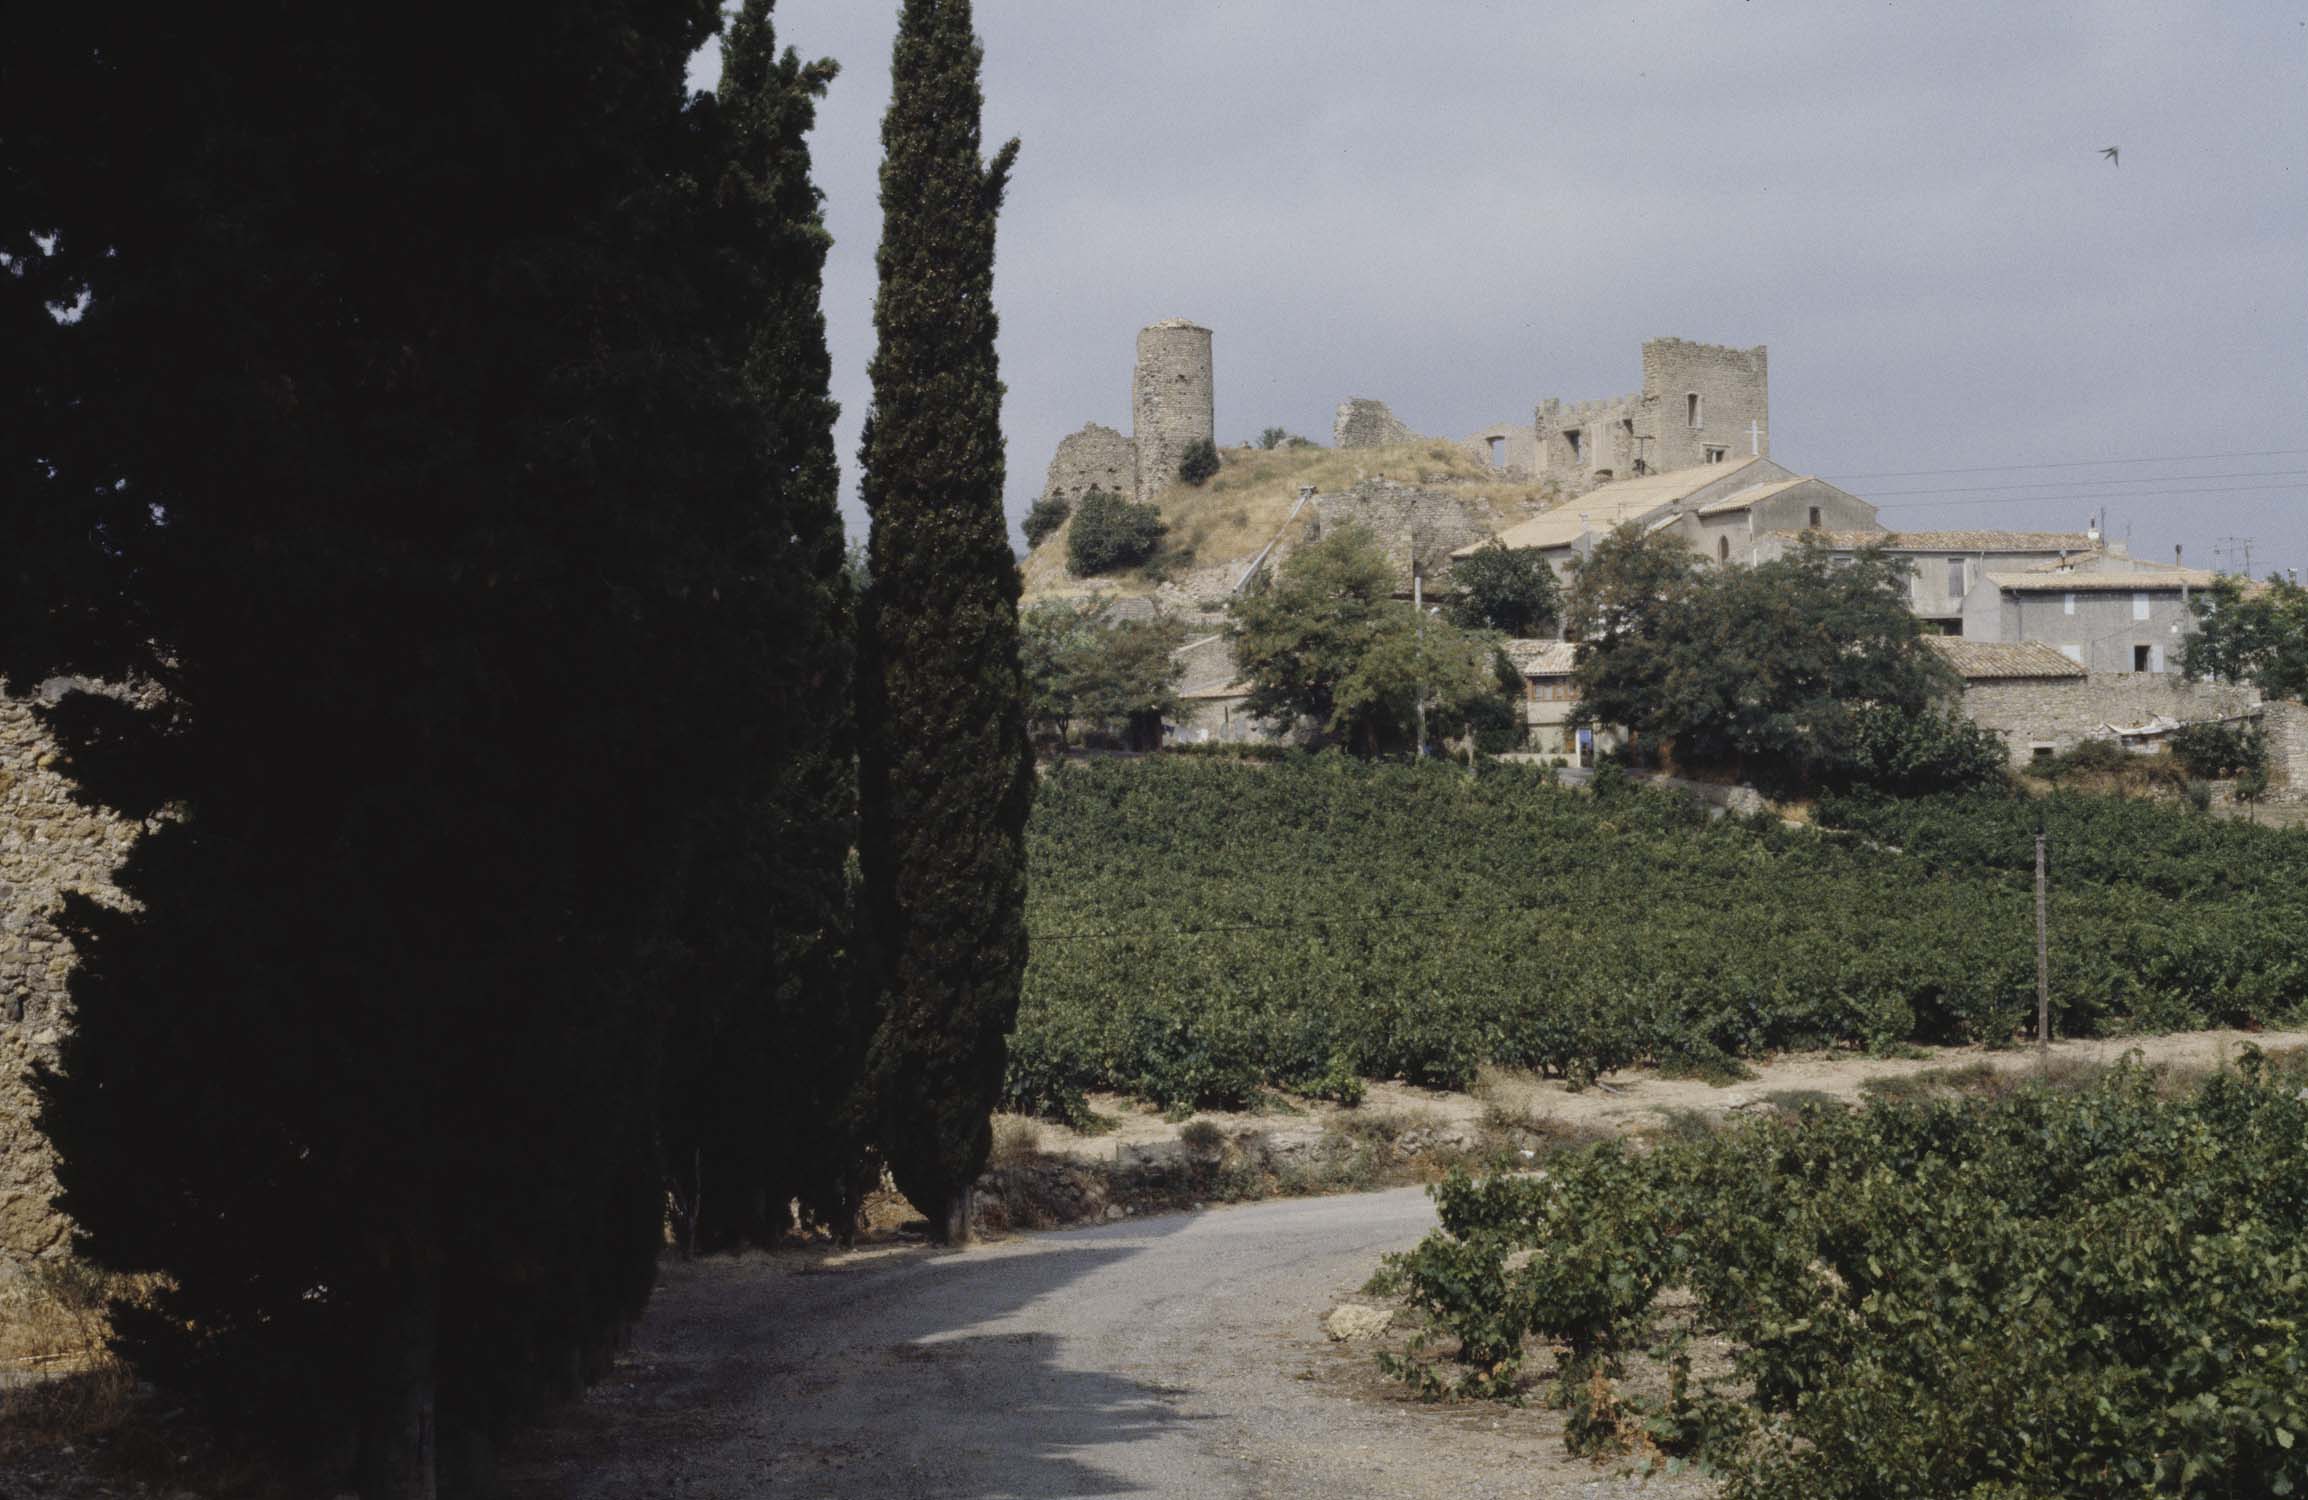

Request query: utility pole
[
  {"left": 2035, "top": 818, "right": 2051, "bottom": 1058},
  {"left": 1413, "top": 567, "right": 1427, "bottom": 758}
]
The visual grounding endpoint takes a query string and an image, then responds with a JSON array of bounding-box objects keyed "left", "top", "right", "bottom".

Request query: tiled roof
[
  {"left": 1987, "top": 569, "right": 2219, "bottom": 592},
  {"left": 1502, "top": 639, "right": 1578, "bottom": 675},
  {"left": 1456, "top": 457, "right": 1773, "bottom": 555},
  {"left": 1694, "top": 477, "right": 1812, "bottom": 515},
  {"left": 1922, "top": 637, "right": 2088, "bottom": 680},
  {"left": 1762, "top": 529, "right": 2096, "bottom": 552}
]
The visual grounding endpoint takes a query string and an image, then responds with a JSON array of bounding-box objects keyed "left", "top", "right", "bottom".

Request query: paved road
[{"left": 502, "top": 1189, "right": 1698, "bottom": 1499}]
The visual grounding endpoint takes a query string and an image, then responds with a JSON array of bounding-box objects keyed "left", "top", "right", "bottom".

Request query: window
[
  {"left": 2063, "top": 591, "right": 2075, "bottom": 615},
  {"left": 1807, "top": 506, "right": 1823, "bottom": 530},
  {"left": 1564, "top": 429, "right": 1582, "bottom": 462},
  {"left": 2133, "top": 644, "right": 2152, "bottom": 673},
  {"left": 1687, "top": 393, "right": 1703, "bottom": 429},
  {"left": 2132, "top": 591, "right": 2150, "bottom": 622},
  {"left": 1717, "top": 535, "right": 1730, "bottom": 563},
  {"left": 2032, "top": 744, "right": 2056, "bottom": 762},
  {"left": 1486, "top": 435, "right": 1505, "bottom": 468},
  {"left": 1947, "top": 557, "right": 1966, "bottom": 596},
  {"left": 1703, "top": 445, "right": 1728, "bottom": 463},
  {"left": 2059, "top": 643, "right": 2084, "bottom": 664}
]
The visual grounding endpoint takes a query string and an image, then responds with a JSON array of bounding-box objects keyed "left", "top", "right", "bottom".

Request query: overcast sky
[{"left": 689, "top": 1, "right": 2308, "bottom": 578}]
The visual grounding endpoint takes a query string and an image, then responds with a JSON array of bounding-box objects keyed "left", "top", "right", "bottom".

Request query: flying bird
[{"left": 2101, "top": 146, "right": 2120, "bottom": 166}]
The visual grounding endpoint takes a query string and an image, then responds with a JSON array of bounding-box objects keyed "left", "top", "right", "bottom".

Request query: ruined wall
[
  {"left": 1131, "top": 319, "right": 1215, "bottom": 503},
  {"left": 1959, "top": 673, "right": 2262, "bottom": 764},
  {"left": 2260, "top": 699, "right": 2308, "bottom": 805},
  {"left": 1333, "top": 398, "right": 1416, "bottom": 449},
  {"left": 1534, "top": 393, "right": 1641, "bottom": 492},
  {"left": 1307, "top": 480, "right": 1502, "bottom": 589},
  {"left": 1040, "top": 422, "right": 1138, "bottom": 505},
  {"left": 1458, "top": 421, "right": 1537, "bottom": 475},
  {"left": 2, "top": 684, "right": 141, "bottom": 1270},
  {"left": 1638, "top": 338, "right": 1768, "bottom": 474}
]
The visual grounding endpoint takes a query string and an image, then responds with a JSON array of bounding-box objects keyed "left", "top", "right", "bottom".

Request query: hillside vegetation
[
  {"left": 1007, "top": 759, "right": 2308, "bottom": 1119},
  {"left": 1020, "top": 441, "right": 1555, "bottom": 598}
]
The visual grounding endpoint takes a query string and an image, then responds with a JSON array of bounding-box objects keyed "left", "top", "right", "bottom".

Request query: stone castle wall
[
  {"left": 2261, "top": 699, "right": 2308, "bottom": 804},
  {"left": 1959, "top": 672, "right": 2262, "bottom": 765},
  {"left": 2, "top": 683, "right": 141, "bottom": 1271},
  {"left": 1308, "top": 480, "right": 1501, "bottom": 589},
  {"left": 1041, "top": 422, "right": 1138, "bottom": 506},
  {"left": 1130, "top": 320, "right": 1215, "bottom": 502},
  {"left": 1333, "top": 398, "right": 1416, "bottom": 449},
  {"left": 1534, "top": 392, "right": 1642, "bottom": 492}
]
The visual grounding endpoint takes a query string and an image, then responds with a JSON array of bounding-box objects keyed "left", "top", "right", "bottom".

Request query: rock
[
  {"left": 1103, "top": 1204, "right": 1126, "bottom": 1221},
  {"left": 1323, "top": 1303, "right": 1393, "bottom": 1342}
]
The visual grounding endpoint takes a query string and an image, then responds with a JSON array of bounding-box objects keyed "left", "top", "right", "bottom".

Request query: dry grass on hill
[{"left": 1020, "top": 441, "right": 1562, "bottom": 599}]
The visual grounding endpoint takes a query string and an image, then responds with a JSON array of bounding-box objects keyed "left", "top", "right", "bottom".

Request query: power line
[
  {"left": 1864, "top": 469, "right": 2308, "bottom": 499},
  {"left": 1876, "top": 482, "right": 2307, "bottom": 512},
  {"left": 1825, "top": 448, "right": 2308, "bottom": 481}
]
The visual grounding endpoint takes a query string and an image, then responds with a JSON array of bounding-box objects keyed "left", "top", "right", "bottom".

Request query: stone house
[
  {"left": 1750, "top": 528, "right": 2098, "bottom": 627},
  {"left": 1964, "top": 550, "right": 2217, "bottom": 677},
  {"left": 1921, "top": 637, "right": 2263, "bottom": 766}
]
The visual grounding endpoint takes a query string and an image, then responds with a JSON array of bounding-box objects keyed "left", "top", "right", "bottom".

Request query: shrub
[
  {"left": 2170, "top": 719, "right": 2266, "bottom": 780},
  {"left": 1065, "top": 487, "right": 1167, "bottom": 576},
  {"left": 1838, "top": 704, "right": 2010, "bottom": 794},
  {"left": 1257, "top": 426, "right": 1288, "bottom": 450},
  {"left": 1021, "top": 492, "right": 1071, "bottom": 549},
  {"left": 1177, "top": 438, "right": 1220, "bottom": 487}
]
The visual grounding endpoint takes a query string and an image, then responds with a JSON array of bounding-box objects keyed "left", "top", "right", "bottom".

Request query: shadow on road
[{"left": 501, "top": 1214, "right": 1221, "bottom": 1497}]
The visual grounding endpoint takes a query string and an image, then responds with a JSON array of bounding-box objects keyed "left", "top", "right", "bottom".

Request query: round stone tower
[{"left": 1131, "top": 318, "right": 1214, "bottom": 502}]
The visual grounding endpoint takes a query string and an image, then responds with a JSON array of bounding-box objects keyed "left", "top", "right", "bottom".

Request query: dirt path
[{"left": 498, "top": 1188, "right": 1693, "bottom": 1499}]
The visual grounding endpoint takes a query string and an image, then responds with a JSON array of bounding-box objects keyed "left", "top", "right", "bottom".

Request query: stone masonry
[
  {"left": 1959, "top": 672, "right": 2262, "bottom": 765},
  {"left": 1332, "top": 398, "right": 1417, "bottom": 449},
  {"left": 1039, "top": 421, "right": 1138, "bottom": 509},
  {"left": 2260, "top": 699, "right": 2308, "bottom": 805},
  {"left": 1308, "top": 480, "right": 1500, "bottom": 588},
  {"left": 2, "top": 683, "right": 141, "bottom": 1271},
  {"left": 1130, "top": 319, "right": 1215, "bottom": 503}
]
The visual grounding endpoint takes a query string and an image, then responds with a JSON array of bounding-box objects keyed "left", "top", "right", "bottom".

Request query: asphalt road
[{"left": 502, "top": 1188, "right": 1701, "bottom": 1499}]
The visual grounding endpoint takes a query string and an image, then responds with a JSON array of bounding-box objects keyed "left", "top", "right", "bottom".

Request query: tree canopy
[
  {"left": 1444, "top": 543, "right": 1562, "bottom": 638},
  {"left": 1065, "top": 486, "right": 1166, "bottom": 575},
  {"left": 1230, "top": 526, "right": 1507, "bottom": 754},
  {"left": 2182, "top": 575, "right": 2308, "bottom": 703}
]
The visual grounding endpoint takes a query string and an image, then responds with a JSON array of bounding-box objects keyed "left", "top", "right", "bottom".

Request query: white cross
[{"left": 1747, "top": 419, "right": 1764, "bottom": 456}]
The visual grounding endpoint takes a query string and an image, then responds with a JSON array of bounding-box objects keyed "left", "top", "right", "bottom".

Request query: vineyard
[
  {"left": 1374, "top": 1056, "right": 2308, "bottom": 1497},
  {"left": 1009, "top": 759, "right": 2308, "bottom": 1117}
]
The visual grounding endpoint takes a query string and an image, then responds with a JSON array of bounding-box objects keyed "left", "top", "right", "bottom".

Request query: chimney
[
  {"left": 2086, "top": 517, "right": 2102, "bottom": 547},
  {"left": 2175, "top": 544, "right": 2183, "bottom": 567}
]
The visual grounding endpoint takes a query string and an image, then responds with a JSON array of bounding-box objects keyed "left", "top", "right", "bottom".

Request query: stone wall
[
  {"left": 1040, "top": 422, "right": 1138, "bottom": 506},
  {"left": 1307, "top": 480, "right": 1502, "bottom": 589},
  {"left": 1332, "top": 398, "right": 1416, "bottom": 449},
  {"left": 2, "top": 683, "right": 140, "bottom": 1271},
  {"left": 1959, "top": 672, "right": 2262, "bottom": 764},
  {"left": 1458, "top": 421, "right": 1537, "bottom": 475},
  {"left": 1131, "top": 319, "right": 1215, "bottom": 503},
  {"left": 1534, "top": 393, "right": 1641, "bottom": 492},
  {"left": 2261, "top": 700, "right": 2308, "bottom": 804}
]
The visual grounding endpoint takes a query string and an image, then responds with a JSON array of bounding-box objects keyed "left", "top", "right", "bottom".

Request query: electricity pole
[{"left": 2035, "top": 817, "right": 2051, "bottom": 1058}]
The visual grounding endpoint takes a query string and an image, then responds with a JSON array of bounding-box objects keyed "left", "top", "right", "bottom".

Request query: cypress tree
[
  {"left": 856, "top": 0, "right": 1030, "bottom": 1246},
  {"left": 3, "top": 4, "right": 748, "bottom": 1492},
  {"left": 658, "top": 0, "right": 870, "bottom": 1252}
]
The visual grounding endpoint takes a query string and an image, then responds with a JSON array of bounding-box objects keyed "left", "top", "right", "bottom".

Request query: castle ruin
[{"left": 1040, "top": 319, "right": 1217, "bottom": 509}]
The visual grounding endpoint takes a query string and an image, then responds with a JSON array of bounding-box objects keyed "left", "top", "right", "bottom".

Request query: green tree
[
  {"left": 1258, "top": 426, "right": 1290, "bottom": 450},
  {"left": 1230, "top": 526, "right": 1499, "bottom": 753},
  {"left": 1020, "top": 598, "right": 1107, "bottom": 745},
  {"left": 1178, "top": 437, "right": 1221, "bottom": 486},
  {"left": 1445, "top": 543, "right": 1561, "bottom": 637},
  {"left": 1065, "top": 486, "right": 1166, "bottom": 575},
  {"left": 657, "top": 0, "right": 870, "bottom": 1257},
  {"left": 1563, "top": 523, "right": 1706, "bottom": 741},
  {"left": 855, "top": 0, "right": 1030, "bottom": 1247},
  {"left": 2181, "top": 575, "right": 2308, "bottom": 702},
  {"left": 5, "top": 2, "right": 773, "bottom": 1492},
  {"left": 1071, "top": 615, "right": 1187, "bottom": 749},
  {"left": 1021, "top": 491, "right": 1071, "bottom": 548}
]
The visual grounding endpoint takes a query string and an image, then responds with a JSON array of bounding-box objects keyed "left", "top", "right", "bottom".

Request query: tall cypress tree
[
  {"left": 658, "top": 0, "right": 869, "bottom": 1252},
  {"left": 856, "top": 0, "right": 1030, "bottom": 1246},
  {"left": 3, "top": 4, "right": 749, "bottom": 1493}
]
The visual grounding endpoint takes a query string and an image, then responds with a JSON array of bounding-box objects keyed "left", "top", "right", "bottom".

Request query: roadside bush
[
  {"left": 1021, "top": 492, "right": 1071, "bottom": 549},
  {"left": 1837, "top": 704, "right": 2009, "bottom": 794},
  {"left": 1380, "top": 1057, "right": 2308, "bottom": 1498},
  {"left": 1065, "top": 487, "right": 1167, "bottom": 576},
  {"left": 1177, "top": 438, "right": 1220, "bottom": 487}
]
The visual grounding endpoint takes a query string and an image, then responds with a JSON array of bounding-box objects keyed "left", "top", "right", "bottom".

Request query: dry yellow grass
[{"left": 1021, "top": 442, "right": 1563, "bottom": 599}]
